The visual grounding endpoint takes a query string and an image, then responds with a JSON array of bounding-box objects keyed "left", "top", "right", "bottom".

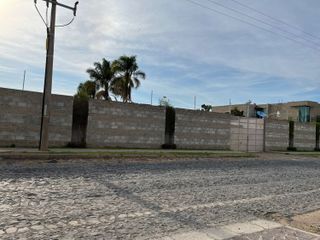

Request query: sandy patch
[{"left": 290, "top": 210, "right": 320, "bottom": 234}]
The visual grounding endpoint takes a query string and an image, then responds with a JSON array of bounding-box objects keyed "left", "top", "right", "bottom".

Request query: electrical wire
[
  {"left": 35, "top": 1, "right": 78, "bottom": 29},
  {"left": 46, "top": 4, "right": 49, "bottom": 26},
  {"left": 34, "top": 2, "right": 48, "bottom": 27},
  {"left": 229, "top": 0, "right": 320, "bottom": 41},
  {"left": 183, "top": 0, "right": 320, "bottom": 52},
  {"left": 55, "top": 17, "right": 75, "bottom": 28},
  {"left": 205, "top": 0, "right": 320, "bottom": 47}
]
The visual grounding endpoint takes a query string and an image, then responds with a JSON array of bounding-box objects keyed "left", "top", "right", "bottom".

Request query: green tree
[
  {"left": 231, "top": 107, "right": 244, "bottom": 117},
  {"left": 86, "top": 58, "right": 114, "bottom": 101},
  {"left": 112, "top": 55, "right": 146, "bottom": 102},
  {"left": 76, "top": 80, "right": 96, "bottom": 99},
  {"left": 201, "top": 104, "right": 212, "bottom": 112}
]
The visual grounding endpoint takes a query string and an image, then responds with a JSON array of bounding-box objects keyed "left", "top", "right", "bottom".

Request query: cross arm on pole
[{"left": 41, "top": 0, "right": 79, "bottom": 16}]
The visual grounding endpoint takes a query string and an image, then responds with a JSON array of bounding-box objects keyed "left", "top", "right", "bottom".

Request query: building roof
[{"left": 213, "top": 101, "right": 319, "bottom": 108}]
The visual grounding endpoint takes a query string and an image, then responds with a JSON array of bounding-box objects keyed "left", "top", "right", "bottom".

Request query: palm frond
[
  {"left": 133, "top": 77, "right": 141, "bottom": 88},
  {"left": 133, "top": 70, "right": 146, "bottom": 80}
]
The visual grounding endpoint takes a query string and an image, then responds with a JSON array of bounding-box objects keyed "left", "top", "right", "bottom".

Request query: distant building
[{"left": 212, "top": 101, "right": 320, "bottom": 122}]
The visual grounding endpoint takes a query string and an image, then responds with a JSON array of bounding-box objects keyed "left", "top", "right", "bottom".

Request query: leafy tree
[
  {"left": 231, "top": 107, "right": 244, "bottom": 117},
  {"left": 77, "top": 80, "right": 96, "bottom": 98},
  {"left": 201, "top": 104, "right": 212, "bottom": 112},
  {"left": 74, "top": 89, "right": 89, "bottom": 100},
  {"left": 112, "top": 55, "right": 146, "bottom": 102},
  {"left": 86, "top": 58, "right": 114, "bottom": 101}
]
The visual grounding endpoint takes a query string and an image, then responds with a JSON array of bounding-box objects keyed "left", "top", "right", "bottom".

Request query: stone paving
[{"left": 1, "top": 158, "right": 320, "bottom": 239}]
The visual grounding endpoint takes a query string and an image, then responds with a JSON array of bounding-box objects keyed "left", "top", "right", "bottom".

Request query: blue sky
[{"left": 0, "top": 0, "right": 320, "bottom": 109}]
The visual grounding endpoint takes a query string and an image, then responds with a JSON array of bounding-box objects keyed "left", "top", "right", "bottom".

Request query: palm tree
[
  {"left": 111, "top": 56, "right": 146, "bottom": 102},
  {"left": 86, "top": 58, "right": 114, "bottom": 101}
]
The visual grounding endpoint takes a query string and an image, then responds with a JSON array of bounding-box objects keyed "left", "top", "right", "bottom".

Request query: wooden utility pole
[
  {"left": 37, "top": 0, "right": 79, "bottom": 151},
  {"left": 39, "top": 0, "right": 57, "bottom": 151}
]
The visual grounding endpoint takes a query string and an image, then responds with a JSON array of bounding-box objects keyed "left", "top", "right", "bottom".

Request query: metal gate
[{"left": 230, "top": 117, "right": 264, "bottom": 152}]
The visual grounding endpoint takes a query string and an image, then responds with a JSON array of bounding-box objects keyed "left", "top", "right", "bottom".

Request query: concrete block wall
[
  {"left": 230, "top": 118, "right": 264, "bottom": 152},
  {"left": 265, "top": 119, "right": 289, "bottom": 151},
  {"left": 174, "top": 109, "right": 231, "bottom": 149},
  {"left": 0, "top": 87, "right": 73, "bottom": 147},
  {"left": 295, "top": 122, "right": 316, "bottom": 150},
  {"left": 86, "top": 100, "right": 166, "bottom": 148},
  {"left": 1, "top": 87, "right": 319, "bottom": 151}
]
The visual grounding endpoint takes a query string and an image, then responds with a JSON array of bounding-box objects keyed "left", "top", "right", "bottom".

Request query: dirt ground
[
  {"left": 267, "top": 209, "right": 320, "bottom": 234},
  {"left": 290, "top": 210, "right": 320, "bottom": 234}
]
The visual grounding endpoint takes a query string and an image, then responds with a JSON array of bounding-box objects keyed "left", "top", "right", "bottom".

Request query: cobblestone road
[{"left": 1, "top": 158, "right": 320, "bottom": 239}]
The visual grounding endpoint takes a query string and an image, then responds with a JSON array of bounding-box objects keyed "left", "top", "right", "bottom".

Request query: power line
[
  {"left": 205, "top": 0, "right": 320, "bottom": 48},
  {"left": 34, "top": 2, "right": 48, "bottom": 27},
  {"left": 183, "top": 0, "right": 320, "bottom": 52},
  {"left": 46, "top": 3, "right": 49, "bottom": 26},
  {"left": 56, "top": 17, "right": 75, "bottom": 28},
  {"left": 34, "top": 0, "right": 78, "bottom": 29},
  {"left": 229, "top": 0, "right": 320, "bottom": 42}
]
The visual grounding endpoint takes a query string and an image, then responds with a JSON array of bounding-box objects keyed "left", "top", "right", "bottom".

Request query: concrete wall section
[
  {"left": 265, "top": 119, "right": 289, "bottom": 151},
  {"left": 174, "top": 109, "right": 231, "bottom": 150},
  {"left": 49, "top": 94, "right": 74, "bottom": 146},
  {"left": 0, "top": 87, "right": 73, "bottom": 147},
  {"left": 0, "top": 88, "right": 42, "bottom": 147},
  {"left": 230, "top": 118, "right": 264, "bottom": 152},
  {"left": 86, "top": 100, "right": 166, "bottom": 148},
  {"left": 295, "top": 123, "right": 316, "bottom": 150}
]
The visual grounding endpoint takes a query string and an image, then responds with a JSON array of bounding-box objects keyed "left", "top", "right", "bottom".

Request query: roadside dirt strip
[
  {"left": 155, "top": 219, "right": 320, "bottom": 240},
  {"left": 274, "top": 210, "right": 320, "bottom": 236}
]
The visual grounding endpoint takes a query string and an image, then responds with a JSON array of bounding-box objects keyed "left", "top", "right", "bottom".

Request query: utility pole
[
  {"left": 194, "top": 96, "right": 197, "bottom": 110},
  {"left": 150, "top": 90, "right": 153, "bottom": 105},
  {"left": 22, "top": 70, "right": 26, "bottom": 91},
  {"left": 36, "top": 0, "right": 79, "bottom": 151}
]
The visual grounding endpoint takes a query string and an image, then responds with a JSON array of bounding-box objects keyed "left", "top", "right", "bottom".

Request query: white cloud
[{"left": 1, "top": 0, "right": 320, "bottom": 106}]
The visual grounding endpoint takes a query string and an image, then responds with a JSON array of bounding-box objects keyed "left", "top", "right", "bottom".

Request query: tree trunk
[
  {"left": 104, "top": 83, "right": 109, "bottom": 101},
  {"left": 128, "top": 86, "right": 132, "bottom": 102}
]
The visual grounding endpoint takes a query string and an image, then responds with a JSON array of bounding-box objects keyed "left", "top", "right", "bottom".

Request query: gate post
[{"left": 315, "top": 119, "right": 320, "bottom": 151}]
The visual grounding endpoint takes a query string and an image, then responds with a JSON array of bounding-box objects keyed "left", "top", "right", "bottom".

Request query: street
[{"left": 1, "top": 157, "right": 320, "bottom": 239}]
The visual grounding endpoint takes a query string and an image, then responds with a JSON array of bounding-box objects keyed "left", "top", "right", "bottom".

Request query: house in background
[{"left": 212, "top": 101, "right": 320, "bottom": 123}]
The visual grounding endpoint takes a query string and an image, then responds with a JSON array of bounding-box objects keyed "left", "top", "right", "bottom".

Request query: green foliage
[
  {"left": 75, "top": 80, "right": 96, "bottom": 100},
  {"left": 86, "top": 58, "right": 114, "bottom": 101},
  {"left": 111, "top": 55, "right": 146, "bottom": 103},
  {"left": 74, "top": 89, "right": 90, "bottom": 101},
  {"left": 231, "top": 107, "right": 244, "bottom": 117},
  {"left": 201, "top": 104, "right": 212, "bottom": 112},
  {"left": 81, "top": 56, "right": 145, "bottom": 102}
]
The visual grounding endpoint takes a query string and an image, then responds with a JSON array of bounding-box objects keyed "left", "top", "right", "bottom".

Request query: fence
[
  {"left": 1, "top": 87, "right": 319, "bottom": 152},
  {"left": 0, "top": 87, "right": 73, "bottom": 147}
]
